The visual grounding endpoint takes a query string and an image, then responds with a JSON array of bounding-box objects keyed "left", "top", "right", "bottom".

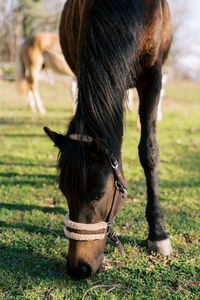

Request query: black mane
[
  {"left": 67, "top": 0, "right": 140, "bottom": 156},
  {"left": 59, "top": 0, "right": 141, "bottom": 199}
]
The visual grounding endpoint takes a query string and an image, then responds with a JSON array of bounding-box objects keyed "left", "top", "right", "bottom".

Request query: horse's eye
[{"left": 95, "top": 192, "right": 105, "bottom": 200}]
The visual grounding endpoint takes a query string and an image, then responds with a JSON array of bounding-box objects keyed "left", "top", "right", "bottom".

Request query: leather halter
[{"left": 63, "top": 134, "right": 128, "bottom": 257}]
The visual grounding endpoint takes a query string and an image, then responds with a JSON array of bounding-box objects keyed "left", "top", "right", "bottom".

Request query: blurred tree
[
  {"left": 0, "top": 0, "right": 64, "bottom": 62},
  {"left": 19, "top": 0, "right": 42, "bottom": 38},
  {"left": 14, "top": 0, "right": 46, "bottom": 39}
]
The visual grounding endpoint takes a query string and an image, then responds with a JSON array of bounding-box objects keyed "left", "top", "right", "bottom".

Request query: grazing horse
[
  {"left": 16, "top": 32, "right": 76, "bottom": 114},
  {"left": 44, "top": 0, "right": 172, "bottom": 279}
]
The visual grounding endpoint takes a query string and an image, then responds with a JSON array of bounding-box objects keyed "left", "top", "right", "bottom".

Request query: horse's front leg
[{"left": 136, "top": 65, "right": 172, "bottom": 256}]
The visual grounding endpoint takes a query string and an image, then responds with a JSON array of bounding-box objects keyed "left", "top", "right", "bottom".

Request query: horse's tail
[
  {"left": 16, "top": 46, "right": 29, "bottom": 95},
  {"left": 76, "top": 0, "right": 139, "bottom": 146}
]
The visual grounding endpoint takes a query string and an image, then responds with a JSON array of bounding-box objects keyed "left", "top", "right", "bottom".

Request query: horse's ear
[
  {"left": 90, "top": 138, "right": 107, "bottom": 161},
  {"left": 43, "top": 126, "right": 66, "bottom": 149}
]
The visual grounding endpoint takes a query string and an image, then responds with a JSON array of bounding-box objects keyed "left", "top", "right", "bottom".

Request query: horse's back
[
  {"left": 27, "top": 32, "right": 58, "bottom": 51},
  {"left": 19, "top": 33, "right": 59, "bottom": 66},
  {"left": 60, "top": 0, "right": 172, "bottom": 74}
]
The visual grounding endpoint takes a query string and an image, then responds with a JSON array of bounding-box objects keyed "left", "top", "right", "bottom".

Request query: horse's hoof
[{"left": 148, "top": 238, "right": 172, "bottom": 256}]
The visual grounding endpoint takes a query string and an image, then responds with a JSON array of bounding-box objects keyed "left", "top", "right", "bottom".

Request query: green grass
[{"left": 0, "top": 79, "right": 200, "bottom": 299}]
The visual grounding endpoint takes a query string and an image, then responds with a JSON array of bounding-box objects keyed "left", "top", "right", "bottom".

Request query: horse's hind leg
[
  {"left": 27, "top": 90, "right": 37, "bottom": 113},
  {"left": 33, "top": 84, "right": 46, "bottom": 114},
  {"left": 157, "top": 73, "right": 168, "bottom": 122},
  {"left": 126, "top": 89, "right": 134, "bottom": 112},
  {"left": 71, "top": 77, "right": 78, "bottom": 114},
  {"left": 136, "top": 65, "right": 172, "bottom": 256},
  {"left": 46, "top": 68, "right": 55, "bottom": 86},
  {"left": 157, "top": 92, "right": 163, "bottom": 122},
  {"left": 31, "top": 65, "right": 46, "bottom": 114},
  {"left": 23, "top": 63, "right": 37, "bottom": 113}
]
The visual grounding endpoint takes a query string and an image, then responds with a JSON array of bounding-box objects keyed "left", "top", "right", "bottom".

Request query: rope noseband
[
  {"left": 64, "top": 213, "right": 107, "bottom": 241},
  {"left": 63, "top": 134, "right": 128, "bottom": 257}
]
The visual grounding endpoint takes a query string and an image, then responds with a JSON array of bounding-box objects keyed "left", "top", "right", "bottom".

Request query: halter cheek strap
[{"left": 63, "top": 134, "right": 128, "bottom": 257}]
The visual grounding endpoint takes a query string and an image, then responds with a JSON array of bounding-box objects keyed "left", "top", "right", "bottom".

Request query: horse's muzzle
[{"left": 66, "top": 258, "right": 93, "bottom": 279}]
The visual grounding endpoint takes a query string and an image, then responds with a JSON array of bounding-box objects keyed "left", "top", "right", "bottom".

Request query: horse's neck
[{"left": 66, "top": 0, "right": 126, "bottom": 156}]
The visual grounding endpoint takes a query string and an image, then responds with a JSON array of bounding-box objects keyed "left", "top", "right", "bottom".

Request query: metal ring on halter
[{"left": 110, "top": 154, "right": 118, "bottom": 169}]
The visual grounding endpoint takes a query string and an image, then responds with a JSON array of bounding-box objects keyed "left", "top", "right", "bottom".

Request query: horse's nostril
[
  {"left": 80, "top": 262, "right": 92, "bottom": 278},
  {"left": 67, "top": 260, "right": 92, "bottom": 279}
]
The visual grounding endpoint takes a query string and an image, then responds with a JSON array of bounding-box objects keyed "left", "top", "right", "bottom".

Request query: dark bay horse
[{"left": 44, "top": 0, "right": 172, "bottom": 279}]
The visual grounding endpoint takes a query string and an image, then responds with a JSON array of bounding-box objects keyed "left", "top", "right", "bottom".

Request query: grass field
[{"left": 0, "top": 79, "right": 200, "bottom": 299}]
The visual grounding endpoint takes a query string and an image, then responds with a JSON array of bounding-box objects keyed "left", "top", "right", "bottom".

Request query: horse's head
[{"left": 44, "top": 127, "right": 127, "bottom": 279}]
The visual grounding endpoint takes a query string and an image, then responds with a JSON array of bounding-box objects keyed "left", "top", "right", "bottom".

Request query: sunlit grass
[{"left": 0, "top": 79, "right": 200, "bottom": 299}]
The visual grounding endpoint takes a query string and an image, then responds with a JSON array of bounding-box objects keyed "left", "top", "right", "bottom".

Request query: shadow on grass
[
  {"left": 0, "top": 202, "right": 66, "bottom": 215},
  {"left": 0, "top": 117, "right": 26, "bottom": 126},
  {"left": 128, "top": 169, "right": 199, "bottom": 193},
  {"left": 126, "top": 145, "right": 200, "bottom": 190},
  {"left": 2, "top": 133, "right": 46, "bottom": 138},
  {"left": 0, "top": 220, "right": 64, "bottom": 236},
  {"left": 158, "top": 148, "right": 200, "bottom": 189},
  {"left": 0, "top": 116, "right": 71, "bottom": 127},
  {"left": 165, "top": 148, "right": 200, "bottom": 173},
  {"left": 120, "top": 236, "right": 147, "bottom": 248},
  {"left": 0, "top": 172, "right": 57, "bottom": 186},
  {"left": 0, "top": 155, "right": 56, "bottom": 168},
  {"left": 107, "top": 236, "right": 148, "bottom": 253},
  {"left": 0, "top": 238, "right": 148, "bottom": 284},
  {"left": 160, "top": 177, "right": 200, "bottom": 189},
  {"left": 0, "top": 245, "right": 66, "bottom": 281}
]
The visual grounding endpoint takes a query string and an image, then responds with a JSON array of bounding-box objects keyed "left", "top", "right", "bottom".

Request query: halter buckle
[{"left": 110, "top": 153, "right": 118, "bottom": 169}]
